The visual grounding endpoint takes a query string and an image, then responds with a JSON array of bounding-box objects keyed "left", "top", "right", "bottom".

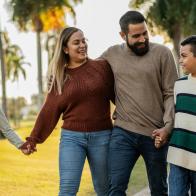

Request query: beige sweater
[{"left": 102, "top": 42, "right": 178, "bottom": 136}]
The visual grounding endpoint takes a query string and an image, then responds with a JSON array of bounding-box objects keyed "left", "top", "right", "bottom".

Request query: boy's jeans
[
  {"left": 169, "top": 164, "right": 196, "bottom": 196},
  {"left": 108, "top": 126, "right": 168, "bottom": 196},
  {"left": 59, "top": 129, "right": 111, "bottom": 196}
]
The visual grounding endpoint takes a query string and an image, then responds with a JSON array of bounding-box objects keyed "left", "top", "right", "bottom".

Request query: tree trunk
[
  {"left": 172, "top": 24, "right": 182, "bottom": 77},
  {"left": 36, "top": 31, "right": 43, "bottom": 107},
  {"left": 12, "top": 98, "right": 17, "bottom": 126},
  {"left": 0, "top": 30, "right": 7, "bottom": 116}
]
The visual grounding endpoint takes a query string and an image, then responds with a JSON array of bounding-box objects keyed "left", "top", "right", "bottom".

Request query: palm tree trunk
[
  {"left": 36, "top": 30, "right": 43, "bottom": 107},
  {"left": 0, "top": 30, "right": 7, "bottom": 116}
]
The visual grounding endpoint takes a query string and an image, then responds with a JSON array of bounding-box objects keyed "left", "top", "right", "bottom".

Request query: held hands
[
  {"left": 154, "top": 136, "right": 163, "bottom": 149},
  {"left": 152, "top": 127, "right": 170, "bottom": 149},
  {"left": 19, "top": 141, "right": 37, "bottom": 155}
]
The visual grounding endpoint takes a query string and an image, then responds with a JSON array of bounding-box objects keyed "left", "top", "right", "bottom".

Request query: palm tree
[
  {"left": 3, "top": 31, "right": 30, "bottom": 81},
  {"left": 8, "top": 0, "right": 82, "bottom": 107},
  {"left": 0, "top": 28, "right": 7, "bottom": 115},
  {"left": 0, "top": 31, "right": 30, "bottom": 115}
]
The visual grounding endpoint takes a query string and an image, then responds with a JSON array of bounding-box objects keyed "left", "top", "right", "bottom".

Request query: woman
[{"left": 20, "top": 27, "right": 115, "bottom": 196}]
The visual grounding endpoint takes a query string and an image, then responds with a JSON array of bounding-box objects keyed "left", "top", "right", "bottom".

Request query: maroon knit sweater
[{"left": 28, "top": 59, "right": 114, "bottom": 144}]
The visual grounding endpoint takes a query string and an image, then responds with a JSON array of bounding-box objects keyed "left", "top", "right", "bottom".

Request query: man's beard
[{"left": 127, "top": 39, "right": 149, "bottom": 56}]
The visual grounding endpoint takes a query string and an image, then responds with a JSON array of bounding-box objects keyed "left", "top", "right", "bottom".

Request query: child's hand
[
  {"left": 152, "top": 127, "right": 170, "bottom": 148},
  {"left": 154, "top": 136, "right": 162, "bottom": 148}
]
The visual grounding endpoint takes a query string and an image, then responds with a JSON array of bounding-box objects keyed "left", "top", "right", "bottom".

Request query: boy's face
[{"left": 180, "top": 44, "right": 196, "bottom": 76}]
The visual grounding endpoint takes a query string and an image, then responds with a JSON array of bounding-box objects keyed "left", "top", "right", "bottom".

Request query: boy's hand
[
  {"left": 154, "top": 136, "right": 162, "bottom": 148},
  {"left": 152, "top": 127, "right": 170, "bottom": 148}
]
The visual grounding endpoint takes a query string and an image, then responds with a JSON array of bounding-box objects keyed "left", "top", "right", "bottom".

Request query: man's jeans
[
  {"left": 59, "top": 129, "right": 111, "bottom": 196},
  {"left": 169, "top": 164, "right": 196, "bottom": 196},
  {"left": 108, "top": 126, "right": 168, "bottom": 196}
]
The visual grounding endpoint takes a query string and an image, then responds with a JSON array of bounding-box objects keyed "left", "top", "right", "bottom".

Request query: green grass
[{"left": 0, "top": 121, "right": 147, "bottom": 196}]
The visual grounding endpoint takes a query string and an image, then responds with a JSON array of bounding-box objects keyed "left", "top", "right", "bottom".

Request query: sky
[{"left": 0, "top": 0, "right": 166, "bottom": 103}]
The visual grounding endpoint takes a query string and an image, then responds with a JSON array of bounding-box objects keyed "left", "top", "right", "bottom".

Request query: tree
[
  {"left": 130, "top": 0, "right": 196, "bottom": 75},
  {"left": 0, "top": 26, "right": 7, "bottom": 115},
  {"left": 3, "top": 31, "right": 30, "bottom": 81},
  {"left": 7, "top": 0, "right": 82, "bottom": 106},
  {"left": 41, "top": 7, "right": 69, "bottom": 64},
  {"left": 0, "top": 30, "right": 29, "bottom": 116},
  {"left": 7, "top": 96, "right": 27, "bottom": 126}
]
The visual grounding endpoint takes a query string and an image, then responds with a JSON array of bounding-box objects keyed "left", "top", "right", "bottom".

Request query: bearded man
[{"left": 101, "top": 10, "right": 178, "bottom": 196}]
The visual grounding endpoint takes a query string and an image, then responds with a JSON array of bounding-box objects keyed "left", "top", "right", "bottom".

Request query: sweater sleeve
[
  {"left": 97, "top": 59, "right": 115, "bottom": 104},
  {"left": 103, "top": 61, "right": 115, "bottom": 104},
  {"left": 161, "top": 48, "right": 178, "bottom": 133},
  {"left": 174, "top": 82, "right": 177, "bottom": 105},
  {"left": 0, "top": 108, "right": 24, "bottom": 148},
  {"left": 28, "top": 88, "right": 63, "bottom": 143}
]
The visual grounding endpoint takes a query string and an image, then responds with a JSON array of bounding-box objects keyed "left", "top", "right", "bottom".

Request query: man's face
[{"left": 121, "top": 22, "right": 149, "bottom": 56}]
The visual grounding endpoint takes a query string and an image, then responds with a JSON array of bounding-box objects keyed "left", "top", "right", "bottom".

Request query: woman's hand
[{"left": 19, "top": 141, "right": 37, "bottom": 155}]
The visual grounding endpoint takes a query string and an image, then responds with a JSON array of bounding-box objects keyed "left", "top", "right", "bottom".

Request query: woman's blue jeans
[
  {"left": 169, "top": 164, "right": 196, "bottom": 196},
  {"left": 59, "top": 129, "right": 111, "bottom": 196}
]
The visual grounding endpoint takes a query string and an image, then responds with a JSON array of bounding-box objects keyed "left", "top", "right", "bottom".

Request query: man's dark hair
[
  {"left": 119, "top": 11, "right": 146, "bottom": 34},
  {"left": 181, "top": 35, "right": 196, "bottom": 57}
]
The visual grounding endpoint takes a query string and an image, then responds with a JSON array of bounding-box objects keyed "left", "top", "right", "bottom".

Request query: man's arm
[{"left": 152, "top": 48, "right": 178, "bottom": 147}]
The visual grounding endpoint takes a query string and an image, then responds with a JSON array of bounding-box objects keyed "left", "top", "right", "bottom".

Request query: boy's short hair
[
  {"left": 119, "top": 11, "right": 146, "bottom": 34},
  {"left": 181, "top": 35, "right": 196, "bottom": 57}
]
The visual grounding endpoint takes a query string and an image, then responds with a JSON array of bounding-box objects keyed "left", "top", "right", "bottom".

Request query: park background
[{"left": 0, "top": 0, "right": 196, "bottom": 195}]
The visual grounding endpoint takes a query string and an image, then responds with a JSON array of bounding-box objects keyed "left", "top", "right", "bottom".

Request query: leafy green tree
[
  {"left": 130, "top": 0, "right": 196, "bottom": 74},
  {"left": 7, "top": 0, "right": 82, "bottom": 106}
]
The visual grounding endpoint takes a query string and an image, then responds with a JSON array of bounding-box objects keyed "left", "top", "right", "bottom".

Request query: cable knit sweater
[{"left": 28, "top": 59, "right": 114, "bottom": 144}]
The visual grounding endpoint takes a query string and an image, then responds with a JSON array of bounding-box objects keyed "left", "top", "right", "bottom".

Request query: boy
[{"left": 156, "top": 35, "right": 196, "bottom": 195}]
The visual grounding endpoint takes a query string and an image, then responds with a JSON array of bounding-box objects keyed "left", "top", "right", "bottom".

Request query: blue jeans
[
  {"left": 169, "top": 164, "right": 196, "bottom": 196},
  {"left": 108, "top": 126, "right": 168, "bottom": 196},
  {"left": 59, "top": 129, "right": 111, "bottom": 196}
]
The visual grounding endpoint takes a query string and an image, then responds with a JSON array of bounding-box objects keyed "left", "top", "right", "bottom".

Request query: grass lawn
[{"left": 0, "top": 120, "right": 147, "bottom": 196}]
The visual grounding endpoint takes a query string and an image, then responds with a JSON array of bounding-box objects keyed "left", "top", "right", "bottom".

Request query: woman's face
[{"left": 64, "top": 30, "right": 88, "bottom": 63}]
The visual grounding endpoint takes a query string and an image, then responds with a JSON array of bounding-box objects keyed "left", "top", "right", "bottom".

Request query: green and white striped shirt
[{"left": 167, "top": 74, "right": 196, "bottom": 171}]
